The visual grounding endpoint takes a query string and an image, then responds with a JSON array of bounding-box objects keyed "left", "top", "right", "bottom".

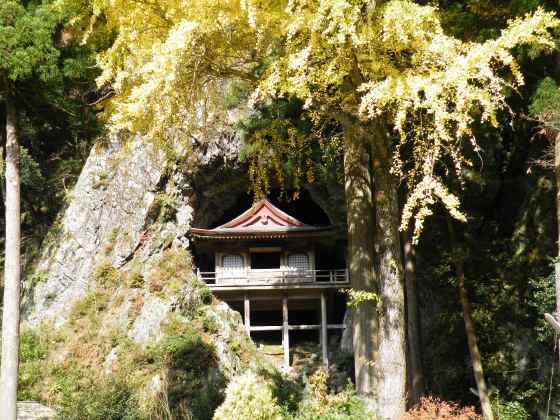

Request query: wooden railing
[{"left": 197, "top": 268, "right": 349, "bottom": 287}]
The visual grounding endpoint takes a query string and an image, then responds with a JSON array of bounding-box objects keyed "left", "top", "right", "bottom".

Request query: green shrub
[
  {"left": 263, "top": 368, "right": 303, "bottom": 413},
  {"left": 213, "top": 371, "right": 283, "bottom": 420},
  {"left": 176, "top": 281, "right": 212, "bottom": 316},
  {"left": 156, "top": 249, "right": 192, "bottom": 279},
  {"left": 227, "top": 333, "right": 257, "bottom": 368},
  {"left": 289, "top": 369, "right": 375, "bottom": 420},
  {"left": 149, "top": 248, "right": 211, "bottom": 308},
  {"left": 56, "top": 377, "right": 145, "bottom": 420},
  {"left": 147, "top": 193, "right": 176, "bottom": 223},
  {"left": 493, "top": 399, "right": 530, "bottom": 420},
  {"left": 149, "top": 328, "right": 222, "bottom": 419},
  {"left": 20, "top": 329, "right": 48, "bottom": 362},
  {"left": 18, "top": 329, "right": 50, "bottom": 400},
  {"left": 155, "top": 330, "right": 217, "bottom": 371},
  {"left": 149, "top": 248, "right": 194, "bottom": 294},
  {"left": 94, "top": 260, "right": 120, "bottom": 289},
  {"left": 69, "top": 292, "right": 109, "bottom": 323},
  {"left": 196, "top": 307, "right": 220, "bottom": 334},
  {"left": 27, "top": 270, "right": 48, "bottom": 289},
  {"left": 128, "top": 269, "right": 144, "bottom": 288}
]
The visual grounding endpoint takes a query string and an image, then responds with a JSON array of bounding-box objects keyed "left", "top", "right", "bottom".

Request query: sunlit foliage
[
  {"left": 530, "top": 77, "right": 560, "bottom": 131},
  {"left": 87, "top": 0, "right": 557, "bottom": 241},
  {"left": 80, "top": 0, "right": 285, "bottom": 146},
  {"left": 254, "top": 0, "right": 558, "bottom": 240}
]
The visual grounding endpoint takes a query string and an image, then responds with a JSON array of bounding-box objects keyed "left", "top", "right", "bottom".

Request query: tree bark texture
[
  {"left": 0, "top": 97, "right": 21, "bottom": 420},
  {"left": 555, "top": 131, "right": 560, "bottom": 367},
  {"left": 403, "top": 229, "right": 425, "bottom": 405},
  {"left": 448, "top": 222, "right": 494, "bottom": 420},
  {"left": 343, "top": 123, "right": 378, "bottom": 397},
  {"left": 370, "top": 127, "right": 407, "bottom": 420}
]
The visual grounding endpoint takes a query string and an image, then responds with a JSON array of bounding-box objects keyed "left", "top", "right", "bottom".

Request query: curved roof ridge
[{"left": 216, "top": 198, "right": 308, "bottom": 229}]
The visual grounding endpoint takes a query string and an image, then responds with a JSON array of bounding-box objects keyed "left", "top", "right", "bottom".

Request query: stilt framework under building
[{"left": 191, "top": 199, "right": 349, "bottom": 368}]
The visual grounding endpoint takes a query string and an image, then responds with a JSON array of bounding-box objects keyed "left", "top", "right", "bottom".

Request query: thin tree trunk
[
  {"left": 447, "top": 221, "right": 494, "bottom": 420},
  {"left": 555, "top": 131, "right": 560, "bottom": 367},
  {"left": 371, "top": 128, "right": 406, "bottom": 420},
  {"left": 343, "top": 122, "right": 378, "bottom": 397},
  {"left": 0, "top": 96, "right": 21, "bottom": 420},
  {"left": 403, "top": 228, "right": 425, "bottom": 405}
]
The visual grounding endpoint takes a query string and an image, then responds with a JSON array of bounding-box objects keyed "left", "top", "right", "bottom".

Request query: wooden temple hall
[{"left": 191, "top": 199, "right": 348, "bottom": 368}]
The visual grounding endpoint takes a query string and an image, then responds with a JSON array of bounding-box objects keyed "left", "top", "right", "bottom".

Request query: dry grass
[{"left": 403, "top": 397, "right": 482, "bottom": 420}]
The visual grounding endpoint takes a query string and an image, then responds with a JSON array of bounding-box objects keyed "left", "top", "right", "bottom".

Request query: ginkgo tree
[{"left": 83, "top": 0, "right": 558, "bottom": 418}]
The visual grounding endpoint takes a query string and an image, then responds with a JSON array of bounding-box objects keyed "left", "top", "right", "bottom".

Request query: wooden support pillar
[
  {"left": 244, "top": 293, "right": 251, "bottom": 336},
  {"left": 321, "top": 290, "right": 328, "bottom": 367},
  {"left": 282, "top": 295, "right": 290, "bottom": 369}
]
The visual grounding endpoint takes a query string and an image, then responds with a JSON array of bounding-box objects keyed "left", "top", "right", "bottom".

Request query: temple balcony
[{"left": 197, "top": 268, "right": 349, "bottom": 290}]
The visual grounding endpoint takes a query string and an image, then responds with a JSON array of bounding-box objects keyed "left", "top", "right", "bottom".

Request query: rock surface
[
  {"left": 16, "top": 402, "right": 56, "bottom": 420},
  {"left": 23, "top": 137, "right": 165, "bottom": 326},
  {"left": 23, "top": 133, "right": 244, "bottom": 327},
  {"left": 19, "top": 131, "right": 257, "bottom": 414}
]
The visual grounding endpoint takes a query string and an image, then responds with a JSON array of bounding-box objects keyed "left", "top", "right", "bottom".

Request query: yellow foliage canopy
[{"left": 88, "top": 0, "right": 558, "bottom": 240}]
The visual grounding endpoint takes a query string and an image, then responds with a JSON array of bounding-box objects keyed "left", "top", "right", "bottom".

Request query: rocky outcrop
[
  {"left": 22, "top": 132, "right": 245, "bottom": 327},
  {"left": 23, "top": 137, "right": 166, "bottom": 326},
  {"left": 18, "top": 132, "right": 258, "bottom": 417},
  {"left": 16, "top": 402, "right": 56, "bottom": 420}
]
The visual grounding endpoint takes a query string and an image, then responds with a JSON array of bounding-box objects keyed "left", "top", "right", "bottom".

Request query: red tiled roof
[{"left": 191, "top": 199, "right": 331, "bottom": 239}]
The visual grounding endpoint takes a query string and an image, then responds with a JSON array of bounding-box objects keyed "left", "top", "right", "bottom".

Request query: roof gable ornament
[{"left": 217, "top": 199, "right": 307, "bottom": 229}]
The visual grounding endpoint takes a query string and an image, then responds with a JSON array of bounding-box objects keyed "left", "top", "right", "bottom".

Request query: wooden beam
[
  {"left": 283, "top": 295, "right": 290, "bottom": 369},
  {"left": 545, "top": 313, "right": 560, "bottom": 334},
  {"left": 209, "top": 283, "right": 348, "bottom": 291},
  {"left": 248, "top": 324, "right": 344, "bottom": 332},
  {"left": 250, "top": 326, "right": 283, "bottom": 332},
  {"left": 321, "top": 290, "right": 328, "bottom": 368},
  {"left": 210, "top": 293, "right": 330, "bottom": 302},
  {"left": 244, "top": 293, "right": 250, "bottom": 335},
  {"left": 289, "top": 325, "right": 320, "bottom": 330}
]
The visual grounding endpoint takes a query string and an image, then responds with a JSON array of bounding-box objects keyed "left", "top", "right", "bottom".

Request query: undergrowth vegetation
[
  {"left": 214, "top": 368, "right": 375, "bottom": 420},
  {"left": 403, "top": 397, "right": 481, "bottom": 420},
  {"left": 17, "top": 248, "right": 257, "bottom": 419}
]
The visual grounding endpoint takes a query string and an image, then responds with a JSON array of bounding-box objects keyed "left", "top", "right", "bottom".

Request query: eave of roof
[{"left": 191, "top": 226, "right": 332, "bottom": 240}]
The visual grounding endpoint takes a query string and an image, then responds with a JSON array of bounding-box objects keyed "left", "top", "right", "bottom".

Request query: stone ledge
[{"left": 17, "top": 401, "right": 56, "bottom": 420}]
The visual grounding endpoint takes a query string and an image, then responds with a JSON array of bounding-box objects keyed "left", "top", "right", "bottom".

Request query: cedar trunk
[
  {"left": 343, "top": 123, "right": 378, "bottom": 396},
  {"left": 344, "top": 121, "right": 407, "bottom": 418},
  {"left": 371, "top": 128, "right": 407, "bottom": 419},
  {"left": 0, "top": 96, "right": 21, "bottom": 420},
  {"left": 555, "top": 131, "right": 560, "bottom": 367},
  {"left": 403, "top": 230, "right": 425, "bottom": 405},
  {"left": 448, "top": 222, "right": 494, "bottom": 420}
]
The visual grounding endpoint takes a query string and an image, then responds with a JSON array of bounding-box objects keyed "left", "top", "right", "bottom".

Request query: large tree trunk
[
  {"left": 403, "top": 229, "right": 425, "bottom": 405},
  {"left": 343, "top": 122, "right": 378, "bottom": 397},
  {"left": 370, "top": 127, "right": 407, "bottom": 420},
  {"left": 343, "top": 119, "right": 407, "bottom": 418},
  {"left": 0, "top": 96, "right": 21, "bottom": 420},
  {"left": 447, "top": 221, "right": 494, "bottom": 420}
]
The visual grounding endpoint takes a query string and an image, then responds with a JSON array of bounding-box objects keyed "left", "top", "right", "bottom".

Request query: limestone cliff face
[
  {"left": 19, "top": 133, "right": 256, "bottom": 413},
  {"left": 24, "top": 137, "right": 165, "bottom": 326},
  {"left": 23, "top": 134, "right": 243, "bottom": 328}
]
